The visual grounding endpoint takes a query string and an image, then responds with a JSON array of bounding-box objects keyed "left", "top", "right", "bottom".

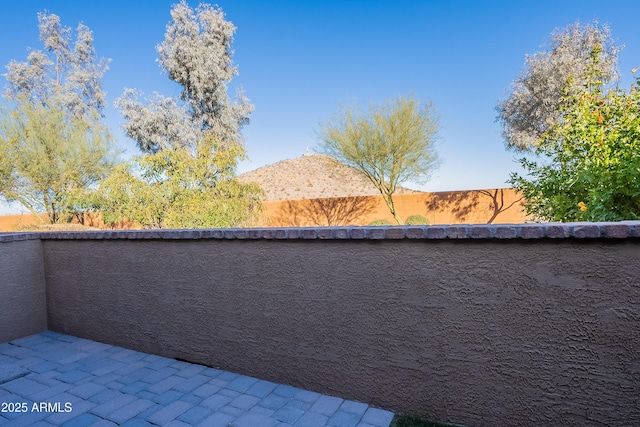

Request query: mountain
[{"left": 238, "top": 154, "right": 419, "bottom": 201}]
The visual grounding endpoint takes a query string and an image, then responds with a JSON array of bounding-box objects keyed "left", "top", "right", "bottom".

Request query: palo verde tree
[
  {"left": 497, "top": 21, "right": 619, "bottom": 151},
  {"left": 509, "top": 44, "right": 640, "bottom": 222},
  {"left": 93, "top": 0, "right": 261, "bottom": 228},
  {"left": 0, "top": 12, "right": 117, "bottom": 223},
  {"left": 94, "top": 134, "right": 262, "bottom": 229},
  {"left": 319, "top": 95, "right": 440, "bottom": 224}
]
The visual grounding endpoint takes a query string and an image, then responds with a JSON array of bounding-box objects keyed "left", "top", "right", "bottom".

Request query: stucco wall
[
  {"left": 0, "top": 235, "right": 47, "bottom": 343},
  {"left": 40, "top": 224, "right": 640, "bottom": 426},
  {"left": 0, "top": 213, "right": 48, "bottom": 231},
  {"left": 263, "top": 187, "right": 528, "bottom": 226},
  {"left": 0, "top": 188, "right": 527, "bottom": 231}
]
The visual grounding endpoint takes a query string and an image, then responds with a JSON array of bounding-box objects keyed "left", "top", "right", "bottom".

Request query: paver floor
[{"left": 0, "top": 331, "right": 394, "bottom": 427}]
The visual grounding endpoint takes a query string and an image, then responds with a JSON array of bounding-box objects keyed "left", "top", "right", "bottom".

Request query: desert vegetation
[
  {"left": 1, "top": 5, "right": 638, "bottom": 227},
  {"left": 0, "top": 12, "right": 117, "bottom": 224},
  {"left": 499, "top": 21, "right": 640, "bottom": 221},
  {"left": 319, "top": 96, "right": 440, "bottom": 224}
]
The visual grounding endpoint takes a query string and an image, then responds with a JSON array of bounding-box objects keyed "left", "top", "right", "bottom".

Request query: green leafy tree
[
  {"left": 319, "top": 95, "right": 440, "bottom": 224},
  {"left": 0, "top": 99, "right": 116, "bottom": 223},
  {"left": 0, "top": 12, "right": 116, "bottom": 223},
  {"left": 90, "top": 134, "right": 262, "bottom": 229},
  {"left": 510, "top": 46, "right": 640, "bottom": 222}
]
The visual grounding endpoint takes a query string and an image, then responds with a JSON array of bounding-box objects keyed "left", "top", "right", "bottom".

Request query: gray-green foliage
[
  {"left": 497, "top": 21, "right": 619, "bottom": 151},
  {"left": 116, "top": 0, "right": 253, "bottom": 154},
  {"left": 405, "top": 214, "right": 429, "bottom": 225},
  {"left": 93, "top": 1, "right": 261, "bottom": 228},
  {"left": 0, "top": 12, "right": 117, "bottom": 223},
  {"left": 509, "top": 46, "right": 640, "bottom": 222},
  {"left": 320, "top": 95, "right": 440, "bottom": 225},
  {"left": 5, "top": 12, "right": 109, "bottom": 119}
]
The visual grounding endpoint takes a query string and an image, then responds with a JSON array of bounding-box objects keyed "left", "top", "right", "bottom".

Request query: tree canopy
[
  {"left": 0, "top": 12, "right": 117, "bottom": 223},
  {"left": 115, "top": 0, "right": 253, "bottom": 155},
  {"left": 319, "top": 95, "right": 440, "bottom": 224},
  {"left": 510, "top": 45, "right": 640, "bottom": 222},
  {"left": 91, "top": 1, "right": 262, "bottom": 228},
  {"left": 497, "top": 21, "right": 619, "bottom": 151},
  {"left": 89, "top": 135, "right": 262, "bottom": 229},
  {"left": 5, "top": 11, "right": 109, "bottom": 119}
]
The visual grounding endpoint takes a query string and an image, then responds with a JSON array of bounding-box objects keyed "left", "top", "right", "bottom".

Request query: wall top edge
[
  {"left": 0, "top": 233, "right": 42, "bottom": 243},
  {"left": 2, "top": 221, "right": 640, "bottom": 242}
]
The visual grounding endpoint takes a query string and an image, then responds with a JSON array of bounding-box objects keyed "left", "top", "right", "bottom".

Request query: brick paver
[{"left": 0, "top": 332, "right": 394, "bottom": 426}]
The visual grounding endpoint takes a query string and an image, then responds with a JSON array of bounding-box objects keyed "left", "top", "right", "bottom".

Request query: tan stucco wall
[
  {"left": 41, "top": 228, "right": 640, "bottom": 426},
  {"left": 0, "top": 188, "right": 527, "bottom": 231},
  {"left": 0, "top": 213, "right": 48, "bottom": 231},
  {"left": 0, "top": 212, "right": 134, "bottom": 231},
  {"left": 263, "top": 188, "right": 528, "bottom": 226},
  {"left": 0, "top": 238, "right": 47, "bottom": 343}
]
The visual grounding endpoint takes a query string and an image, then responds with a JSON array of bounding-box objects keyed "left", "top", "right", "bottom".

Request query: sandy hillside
[{"left": 238, "top": 154, "right": 419, "bottom": 201}]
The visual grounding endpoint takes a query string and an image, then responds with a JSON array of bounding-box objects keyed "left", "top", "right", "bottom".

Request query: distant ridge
[{"left": 238, "top": 154, "right": 419, "bottom": 201}]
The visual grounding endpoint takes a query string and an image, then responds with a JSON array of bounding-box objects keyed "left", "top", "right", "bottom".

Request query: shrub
[
  {"left": 368, "top": 219, "right": 394, "bottom": 226},
  {"left": 509, "top": 46, "right": 640, "bottom": 221},
  {"left": 405, "top": 215, "right": 429, "bottom": 225}
]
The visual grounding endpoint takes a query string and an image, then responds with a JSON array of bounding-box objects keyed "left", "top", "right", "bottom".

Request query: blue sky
[{"left": 1, "top": 0, "right": 639, "bottom": 214}]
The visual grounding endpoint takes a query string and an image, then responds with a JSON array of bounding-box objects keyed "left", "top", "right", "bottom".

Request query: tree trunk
[{"left": 382, "top": 192, "right": 403, "bottom": 225}]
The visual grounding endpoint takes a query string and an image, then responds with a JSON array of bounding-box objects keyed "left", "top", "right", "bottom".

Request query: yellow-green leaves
[
  {"left": 1, "top": 11, "right": 115, "bottom": 223},
  {"left": 0, "top": 98, "right": 117, "bottom": 223},
  {"left": 319, "top": 95, "right": 440, "bottom": 224},
  {"left": 92, "top": 135, "right": 263, "bottom": 229},
  {"left": 511, "top": 48, "right": 640, "bottom": 222}
]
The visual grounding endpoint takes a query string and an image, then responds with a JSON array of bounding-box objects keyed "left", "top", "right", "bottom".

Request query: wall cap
[
  {"left": 2, "top": 221, "right": 640, "bottom": 242},
  {"left": 0, "top": 233, "right": 42, "bottom": 243}
]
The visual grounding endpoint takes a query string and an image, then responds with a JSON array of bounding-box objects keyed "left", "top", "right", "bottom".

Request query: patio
[{"left": 0, "top": 331, "right": 394, "bottom": 426}]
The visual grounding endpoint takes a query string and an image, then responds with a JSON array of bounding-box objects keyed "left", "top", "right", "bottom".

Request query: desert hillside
[{"left": 238, "top": 154, "right": 419, "bottom": 201}]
